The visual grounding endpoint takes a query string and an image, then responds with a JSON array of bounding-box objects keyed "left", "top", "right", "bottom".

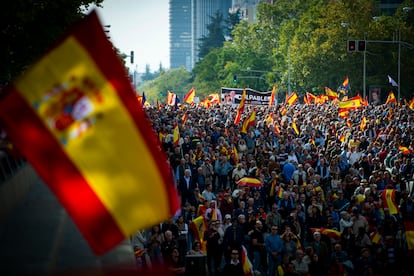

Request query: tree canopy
[
  {"left": 0, "top": 0, "right": 104, "bottom": 85},
  {"left": 190, "top": 0, "right": 414, "bottom": 100}
]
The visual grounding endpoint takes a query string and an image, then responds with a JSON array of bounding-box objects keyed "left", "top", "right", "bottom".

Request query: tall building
[
  {"left": 169, "top": 0, "right": 193, "bottom": 71},
  {"left": 170, "top": 0, "right": 231, "bottom": 71}
]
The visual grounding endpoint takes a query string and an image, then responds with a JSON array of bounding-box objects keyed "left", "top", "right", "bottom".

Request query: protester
[{"left": 121, "top": 100, "right": 414, "bottom": 275}]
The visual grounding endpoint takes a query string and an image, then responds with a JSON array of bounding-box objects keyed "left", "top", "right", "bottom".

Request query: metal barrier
[{"left": 0, "top": 151, "right": 26, "bottom": 184}]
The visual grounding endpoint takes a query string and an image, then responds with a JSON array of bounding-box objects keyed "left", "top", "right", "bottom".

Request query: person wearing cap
[
  {"left": 339, "top": 210, "right": 353, "bottom": 233},
  {"left": 311, "top": 231, "right": 329, "bottom": 273},
  {"left": 292, "top": 163, "right": 307, "bottom": 186},
  {"left": 353, "top": 178, "right": 368, "bottom": 196},
  {"left": 223, "top": 214, "right": 233, "bottom": 232}
]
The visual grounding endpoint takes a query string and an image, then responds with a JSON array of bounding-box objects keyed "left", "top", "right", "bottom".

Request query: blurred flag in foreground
[
  {"left": 0, "top": 11, "right": 180, "bottom": 255},
  {"left": 242, "top": 245, "right": 253, "bottom": 275}
]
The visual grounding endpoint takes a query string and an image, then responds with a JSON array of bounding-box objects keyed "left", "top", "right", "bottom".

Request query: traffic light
[
  {"left": 347, "top": 40, "right": 356, "bottom": 52},
  {"left": 358, "top": 40, "right": 366, "bottom": 51},
  {"left": 130, "top": 51, "right": 134, "bottom": 64},
  {"left": 233, "top": 75, "right": 237, "bottom": 84}
]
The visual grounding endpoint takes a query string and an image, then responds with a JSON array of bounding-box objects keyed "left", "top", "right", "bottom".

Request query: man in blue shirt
[{"left": 265, "top": 225, "right": 283, "bottom": 276}]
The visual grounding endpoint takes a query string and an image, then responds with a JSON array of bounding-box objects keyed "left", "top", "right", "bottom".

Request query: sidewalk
[{"left": 0, "top": 174, "right": 136, "bottom": 275}]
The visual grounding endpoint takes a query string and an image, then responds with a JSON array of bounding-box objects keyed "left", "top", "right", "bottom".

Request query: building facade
[{"left": 170, "top": 0, "right": 231, "bottom": 71}]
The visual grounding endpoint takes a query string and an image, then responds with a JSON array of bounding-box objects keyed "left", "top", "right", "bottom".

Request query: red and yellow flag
[
  {"left": 360, "top": 115, "right": 368, "bottom": 131},
  {"left": 190, "top": 216, "right": 208, "bottom": 252},
  {"left": 399, "top": 146, "right": 411, "bottom": 155},
  {"left": 385, "top": 91, "right": 397, "bottom": 105},
  {"left": 269, "top": 179, "right": 277, "bottom": 197},
  {"left": 269, "top": 83, "right": 277, "bottom": 106},
  {"left": 234, "top": 89, "right": 246, "bottom": 125},
  {"left": 280, "top": 106, "right": 288, "bottom": 116},
  {"left": 291, "top": 121, "right": 299, "bottom": 136},
  {"left": 182, "top": 112, "right": 188, "bottom": 125},
  {"left": 232, "top": 144, "right": 239, "bottom": 166},
  {"left": 277, "top": 186, "right": 284, "bottom": 198},
  {"left": 338, "top": 108, "right": 349, "bottom": 119},
  {"left": 306, "top": 92, "right": 316, "bottom": 104},
  {"left": 370, "top": 231, "right": 382, "bottom": 245},
  {"left": 404, "top": 221, "right": 414, "bottom": 251},
  {"left": 183, "top": 87, "right": 195, "bottom": 104},
  {"left": 286, "top": 92, "right": 298, "bottom": 106},
  {"left": 173, "top": 121, "right": 180, "bottom": 147},
  {"left": 240, "top": 111, "right": 256, "bottom": 134},
  {"left": 274, "top": 122, "right": 281, "bottom": 135},
  {"left": 339, "top": 133, "right": 345, "bottom": 143},
  {"left": 381, "top": 189, "right": 399, "bottom": 215},
  {"left": 264, "top": 113, "right": 274, "bottom": 128},
  {"left": 242, "top": 245, "right": 253, "bottom": 276},
  {"left": 325, "top": 87, "right": 338, "bottom": 99},
  {"left": 408, "top": 97, "right": 414, "bottom": 110},
  {"left": 338, "top": 98, "right": 361, "bottom": 110},
  {"left": 311, "top": 228, "right": 341, "bottom": 240},
  {"left": 167, "top": 90, "right": 177, "bottom": 105},
  {"left": 0, "top": 11, "right": 179, "bottom": 255}
]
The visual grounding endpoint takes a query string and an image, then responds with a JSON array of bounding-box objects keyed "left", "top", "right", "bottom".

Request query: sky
[{"left": 94, "top": 0, "right": 169, "bottom": 73}]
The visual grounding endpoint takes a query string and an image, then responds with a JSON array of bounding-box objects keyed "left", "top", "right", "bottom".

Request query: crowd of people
[{"left": 130, "top": 100, "right": 414, "bottom": 276}]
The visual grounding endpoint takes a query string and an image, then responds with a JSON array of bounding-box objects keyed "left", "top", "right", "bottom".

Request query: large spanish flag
[
  {"left": 338, "top": 98, "right": 361, "bottom": 110},
  {"left": 0, "top": 11, "right": 180, "bottom": 255}
]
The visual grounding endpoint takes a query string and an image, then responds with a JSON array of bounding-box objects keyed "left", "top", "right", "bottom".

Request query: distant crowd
[{"left": 123, "top": 101, "right": 413, "bottom": 275}]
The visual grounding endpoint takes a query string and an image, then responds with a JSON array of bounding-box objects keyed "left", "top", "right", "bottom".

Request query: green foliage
[
  {"left": 192, "top": 0, "right": 414, "bottom": 99},
  {"left": 198, "top": 10, "right": 226, "bottom": 59},
  {"left": 0, "top": 0, "right": 103, "bottom": 84},
  {"left": 137, "top": 67, "right": 193, "bottom": 104}
]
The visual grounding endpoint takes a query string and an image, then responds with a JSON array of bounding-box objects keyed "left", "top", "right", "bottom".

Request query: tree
[
  {"left": 226, "top": 8, "right": 241, "bottom": 40},
  {"left": 198, "top": 10, "right": 226, "bottom": 59},
  {"left": 137, "top": 67, "right": 193, "bottom": 103},
  {"left": 0, "top": 0, "right": 103, "bottom": 84}
]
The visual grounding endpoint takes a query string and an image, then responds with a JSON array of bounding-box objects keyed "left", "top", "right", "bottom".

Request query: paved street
[{"left": 0, "top": 170, "right": 136, "bottom": 275}]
